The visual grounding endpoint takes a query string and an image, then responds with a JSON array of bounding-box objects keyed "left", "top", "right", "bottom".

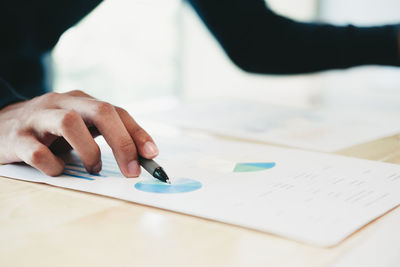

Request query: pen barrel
[{"left": 138, "top": 157, "right": 160, "bottom": 175}]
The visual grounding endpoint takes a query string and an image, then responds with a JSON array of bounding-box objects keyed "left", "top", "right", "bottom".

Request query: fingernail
[
  {"left": 143, "top": 141, "right": 159, "bottom": 157},
  {"left": 92, "top": 161, "right": 102, "bottom": 173},
  {"left": 127, "top": 160, "right": 140, "bottom": 177}
]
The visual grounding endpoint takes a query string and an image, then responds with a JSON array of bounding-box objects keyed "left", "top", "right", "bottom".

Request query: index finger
[
  {"left": 66, "top": 91, "right": 159, "bottom": 164},
  {"left": 56, "top": 96, "right": 141, "bottom": 178}
]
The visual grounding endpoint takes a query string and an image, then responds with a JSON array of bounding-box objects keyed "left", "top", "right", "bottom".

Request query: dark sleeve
[
  {"left": 187, "top": 0, "right": 400, "bottom": 74},
  {"left": 0, "top": 78, "right": 26, "bottom": 109}
]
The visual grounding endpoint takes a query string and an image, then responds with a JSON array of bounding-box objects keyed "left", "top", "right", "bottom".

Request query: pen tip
[{"left": 153, "top": 167, "right": 171, "bottom": 184}]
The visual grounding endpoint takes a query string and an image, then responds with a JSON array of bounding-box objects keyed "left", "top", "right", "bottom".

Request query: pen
[{"left": 138, "top": 156, "right": 171, "bottom": 184}]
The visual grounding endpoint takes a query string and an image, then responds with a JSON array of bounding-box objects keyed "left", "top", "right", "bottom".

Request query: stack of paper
[{"left": 141, "top": 99, "right": 400, "bottom": 151}]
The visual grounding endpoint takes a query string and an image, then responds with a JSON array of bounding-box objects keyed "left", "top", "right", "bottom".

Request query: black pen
[{"left": 138, "top": 156, "right": 171, "bottom": 184}]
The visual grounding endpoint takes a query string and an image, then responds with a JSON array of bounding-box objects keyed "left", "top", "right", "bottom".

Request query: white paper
[
  {"left": 1, "top": 135, "right": 400, "bottom": 247},
  {"left": 141, "top": 99, "right": 400, "bottom": 152}
]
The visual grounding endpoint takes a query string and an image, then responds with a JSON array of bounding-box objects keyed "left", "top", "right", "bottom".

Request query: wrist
[{"left": 0, "top": 100, "right": 24, "bottom": 112}]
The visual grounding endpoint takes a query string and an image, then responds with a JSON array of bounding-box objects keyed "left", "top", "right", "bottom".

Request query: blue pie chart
[{"left": 135, "top": 178, "right": 202, "bottom": 194}]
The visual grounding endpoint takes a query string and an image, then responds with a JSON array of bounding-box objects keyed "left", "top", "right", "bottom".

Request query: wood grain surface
[{"left": 1, "top": 134, "right": 400, "bottom": 267}]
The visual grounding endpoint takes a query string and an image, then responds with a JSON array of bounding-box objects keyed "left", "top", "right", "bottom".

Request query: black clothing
[
  {"left": 0, "top": 0, "right": 102, "bottom": 107},
  {"left": 189, "top": 0, "right": 399, "bottom": 73},
  {"left": 0, "top": 0, "right": 399, "bottom": 108}
]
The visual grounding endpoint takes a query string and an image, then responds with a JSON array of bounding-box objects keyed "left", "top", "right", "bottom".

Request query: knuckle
[
  {"left": 9, "top": 120, "right": 24, "bottom": 136},
  {"left": 60, "top": 110, "right": 80, "bottom": 130},
  {"left": 117, "top": 138, "right": 136, "bottom": 154},
  {"left": 115, "top": 106, "right": 129, "bottom": 117},
  {"left": 131, "top": 126, "right": 148, "bottom": 141},
  {"left": 68, "top": 89, "right": 84, "bottom": 95},
  {"left": 96, "top": 102, "right": 115, "bottom": 117},
  {"left": 42, "top": 92, "right": 60, "bottom": 102}
]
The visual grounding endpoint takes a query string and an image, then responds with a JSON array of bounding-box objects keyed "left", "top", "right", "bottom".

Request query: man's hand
[{"left": 0, "top": 90, "right": 158, "bottom": 177}]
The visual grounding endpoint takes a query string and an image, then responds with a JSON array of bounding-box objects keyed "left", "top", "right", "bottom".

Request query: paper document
[
  {"left": 141, "top": 99, "right": 400, "bottom": 152},
  {"left": 1, "top": 136, "right": 400, "bottom": 247}
]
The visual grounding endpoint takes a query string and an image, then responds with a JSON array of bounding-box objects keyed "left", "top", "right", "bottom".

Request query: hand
[{"left": 0, "top": 90, "right": 158, "bottom": 177}]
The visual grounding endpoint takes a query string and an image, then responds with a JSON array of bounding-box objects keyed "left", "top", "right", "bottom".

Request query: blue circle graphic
[{"left": 135, "top": 178, "right": 202, "bottom": 194}]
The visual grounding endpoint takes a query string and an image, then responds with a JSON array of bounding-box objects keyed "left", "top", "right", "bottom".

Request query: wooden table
[{"left": 1, "top": 134, "right": 400, "bottom": 267}]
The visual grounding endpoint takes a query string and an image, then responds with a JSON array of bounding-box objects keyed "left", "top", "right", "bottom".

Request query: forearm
[
  {"left": 188, "top": 0, "right": 400, "bottom": 74},
  {"left": 247, "top": 22, "right": 400, "bottom": 74}
]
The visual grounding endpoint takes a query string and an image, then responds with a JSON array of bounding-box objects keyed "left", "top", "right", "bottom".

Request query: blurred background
[{"left": 52, "top": 0, "right": 400, "bottom": 110}]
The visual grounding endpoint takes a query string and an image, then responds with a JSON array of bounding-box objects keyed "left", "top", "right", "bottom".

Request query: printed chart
[
  {"left": 233, "top": 162, "right": 276, "bottom": 172},
  {"left": 1, "top": 135, "right": 400, "bottom": 246},
  {"left": 62, "top": 153, "right": 202, "bottom": 194},
  {"left": 134, "top": 178, "right": 202, "bottom": 194},
  {"left": 62, "top": 155, "right": 124, "bottom": 180}
]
